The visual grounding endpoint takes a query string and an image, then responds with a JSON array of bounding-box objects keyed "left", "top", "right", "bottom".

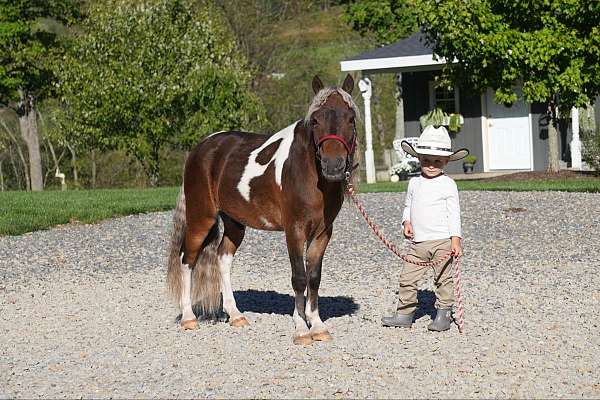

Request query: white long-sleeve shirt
[{"left": 402, "top": 174, "right": 462, "bottom": 242}]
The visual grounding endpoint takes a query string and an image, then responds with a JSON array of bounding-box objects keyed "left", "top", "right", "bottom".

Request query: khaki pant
[{"left": 397, "top": 238, "right": 454, "bottom": 314}]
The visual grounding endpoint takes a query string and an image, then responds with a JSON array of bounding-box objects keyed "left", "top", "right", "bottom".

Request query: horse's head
[{"left": 306, "top": 74, "right": 358, "bottom": 182}]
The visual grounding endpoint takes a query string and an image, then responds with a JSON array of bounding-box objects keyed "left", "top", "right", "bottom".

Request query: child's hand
[
  {"left": 403, "top": 221, "right": 414, "bottom": 239},
  {"left": 451, "top": 236, "right": 463, "bottom": 257}
]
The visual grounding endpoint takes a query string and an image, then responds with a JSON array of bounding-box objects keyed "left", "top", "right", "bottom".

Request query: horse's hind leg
[
  {"left": 218, "top": 214, "right": 248, "bottom": 327},
  {"left": 180, "top": 215, "right": 217, "bottom": 330},
  {"left": 179, "top": 255, "right": 198, "bottom": 330}
]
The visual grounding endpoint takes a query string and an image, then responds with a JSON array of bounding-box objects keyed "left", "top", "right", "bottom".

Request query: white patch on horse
[
  {"left": 259, "top": 217, "right": 273, "bottom": 228},
  {"left": 237, "top": 121, "right": 297, "bottom": 201},
  {"left": 206, "top": 130, "right": 226, "bottom": 139},
  {"left": 305, "top": 297, "right": 326, "bottom": 332}
]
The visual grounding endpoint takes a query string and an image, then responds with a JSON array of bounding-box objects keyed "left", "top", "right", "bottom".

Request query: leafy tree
[
  {"left": 344, "top": 0, "right": 418, "bottom": 45},
  {"left": 58, "top": 0, "right": 265, "bottom": 185},
  {"left": 0, "top": 0, "right": 82, "bottom": 191},
  {"left": 345, "top": 0, "right": 600, "bottom": 172},
  {"left": 417, "top": 0, "right": 600, "bottom": 172}
]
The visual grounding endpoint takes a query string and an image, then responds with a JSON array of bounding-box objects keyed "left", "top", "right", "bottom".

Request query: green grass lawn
[
  {"left": 1, "top": 177, "right": 600, "bottom": 236},
  {"left": 360, "top": 177, "right": 600, "bottom": 193},
  {"left": 0, "top": 187, "right": 179, "bottom": 236}
]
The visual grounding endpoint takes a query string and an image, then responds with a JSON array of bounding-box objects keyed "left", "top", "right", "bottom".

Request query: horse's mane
[{"left": 304, "top": 87, "right": 360, "bottom": 125}]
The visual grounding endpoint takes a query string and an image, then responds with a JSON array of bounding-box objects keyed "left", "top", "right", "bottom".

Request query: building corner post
[
  {"left": 570, "top": 106, "right": 582, "bottom": 170},
  {"left": 359, "top": 75, "right": 376, "bottom": 183}
]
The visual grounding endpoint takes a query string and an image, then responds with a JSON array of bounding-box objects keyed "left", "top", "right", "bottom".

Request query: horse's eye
[
  {"left": 311, "top": 118, "right": 318, "bottom": 126},
  {"left": 349, "top": 116, "right": 355, "bottom": 124}
]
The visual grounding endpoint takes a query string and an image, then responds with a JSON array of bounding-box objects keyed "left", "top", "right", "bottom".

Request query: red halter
[{"left": 315, "top": 129, "right": 356, "bottom": 155}]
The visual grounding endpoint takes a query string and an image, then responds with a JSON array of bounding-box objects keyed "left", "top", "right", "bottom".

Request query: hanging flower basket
[{"left": 419, "top": 108, "right": 464, "bottom": 133}]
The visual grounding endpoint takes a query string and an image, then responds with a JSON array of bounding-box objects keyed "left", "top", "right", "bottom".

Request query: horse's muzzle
[{"left": 321, "top": 157, "right": 346, "bottom": 181}]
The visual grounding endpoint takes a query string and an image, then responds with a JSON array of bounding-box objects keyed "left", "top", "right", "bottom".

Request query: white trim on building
[{"left": 340, "top": 54, "right": 445, "bottom": 72}]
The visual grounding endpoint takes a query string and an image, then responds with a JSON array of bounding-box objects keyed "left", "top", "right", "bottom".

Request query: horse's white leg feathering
[
  {"left": 219, "top": 254, "right": 244, "bottom": 323},
  {"left": 179, "top": 256, "right": 196, "bottom": 324}
]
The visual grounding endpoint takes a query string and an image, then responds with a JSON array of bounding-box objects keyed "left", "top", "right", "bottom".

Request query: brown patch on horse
[{"left": 255, "top": 138, "right": 282, "bottom": 165}]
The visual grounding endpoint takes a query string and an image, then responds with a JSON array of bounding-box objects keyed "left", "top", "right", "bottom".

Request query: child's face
[{"left": 418, "top": 154, "right": 450, "bottom": 177}]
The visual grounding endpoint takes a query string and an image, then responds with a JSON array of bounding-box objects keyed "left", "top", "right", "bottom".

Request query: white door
[{"left": 486, "top": 88, "right": 532, "bottom": 170}]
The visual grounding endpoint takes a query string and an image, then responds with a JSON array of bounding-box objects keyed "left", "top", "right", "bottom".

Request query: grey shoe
[
  {"left": 381, "top": 312, "right": 414, "bottom": 328},
  {"left": 428, "top": 308, "right": 453, "bottom": 331}
]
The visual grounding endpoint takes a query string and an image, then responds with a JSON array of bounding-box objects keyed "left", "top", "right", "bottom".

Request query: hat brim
[{"left": 401, "top": 141, "right": 469, "bottom": 161}]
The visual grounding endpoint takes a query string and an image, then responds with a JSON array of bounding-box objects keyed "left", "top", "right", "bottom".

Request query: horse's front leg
[
  {"left": 305, "top": 226, "right": 333, "bottom": 341},
  {"left": 285, "top": 228, "right": 312, "bottom": 345}
]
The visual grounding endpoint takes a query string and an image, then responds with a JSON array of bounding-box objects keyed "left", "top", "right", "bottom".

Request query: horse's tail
[
  {"left": 166, "top": 187, "right": 187, "bottom": 306},
  {"left": 191, "top": 215, "right": 223, "bottom": 316},
  {"left": 167, "top": 186, "right": 223, "bottom": 316}
]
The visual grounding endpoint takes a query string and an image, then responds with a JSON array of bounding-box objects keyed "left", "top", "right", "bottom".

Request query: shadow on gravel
[
  {"left": 236, "top": 289, "right": 359, "bottom": 321},
  {"left": 173, "top": 290, "right": 360, "bottom": 324},
  {"left": 414, "top": 289, "right": 436, "bottom": 321}
]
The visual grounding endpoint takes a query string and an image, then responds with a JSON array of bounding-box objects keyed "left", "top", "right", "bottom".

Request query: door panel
[{"left": 486, "top": 88, "right": 532, "bottom": 170}]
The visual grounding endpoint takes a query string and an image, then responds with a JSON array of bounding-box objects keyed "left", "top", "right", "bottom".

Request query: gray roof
[{"left": 345, "top": 31, "right": 432, "bottom": 61}]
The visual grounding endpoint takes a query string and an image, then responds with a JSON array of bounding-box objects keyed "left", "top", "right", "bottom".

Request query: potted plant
[
  {"left": 389, "top": 159, "right": 419, "bottom": 181},
  {"left": 419, "top": 107, "right": 464, "bottom": 133},
  {"left": 462, "top": 155, "right": 477, "bottom": 173}
]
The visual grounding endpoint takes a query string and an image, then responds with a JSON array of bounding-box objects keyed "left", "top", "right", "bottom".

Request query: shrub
[{"left": 582, "top": 128, "right": 600, "bottom": 175}]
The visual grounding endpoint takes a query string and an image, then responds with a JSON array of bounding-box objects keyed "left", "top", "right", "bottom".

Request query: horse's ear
[
  {"left": 342, "top": 74, "right": 354, "bottom": 95},
  {"left": 312, "top": 75, "right": 324, "bottom": 94}
]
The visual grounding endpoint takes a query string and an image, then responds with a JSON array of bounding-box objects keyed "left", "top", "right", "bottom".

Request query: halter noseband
[
  {"left": 313, "top": 126, "right": 357, "bottom": 181},
  {"left": 314, "top": 128, "right": 357, "bottom": 156}
]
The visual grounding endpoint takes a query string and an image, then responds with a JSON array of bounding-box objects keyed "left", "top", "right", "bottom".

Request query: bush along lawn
[{"left": 0, "top": 187, "right": 179, "bottom": 236}]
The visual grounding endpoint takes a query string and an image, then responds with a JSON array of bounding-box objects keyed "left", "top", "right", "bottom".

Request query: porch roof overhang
[{"left": 340, "top": 32, "right": 448, "bottom": 73}]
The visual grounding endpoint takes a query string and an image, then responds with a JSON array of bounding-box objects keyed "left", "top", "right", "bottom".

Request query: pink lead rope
[{"left": 346, "top": 185, "right": 465, "bottom": 334}]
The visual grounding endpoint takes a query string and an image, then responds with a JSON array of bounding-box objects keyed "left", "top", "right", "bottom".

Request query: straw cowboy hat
[{"left": 401, "top": 125, "right": 469, "bottom": 161}]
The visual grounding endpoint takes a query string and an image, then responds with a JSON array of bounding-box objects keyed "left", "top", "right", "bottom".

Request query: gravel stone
[{"left": 1, "top": 191, "right": 599, "bottom": 398}]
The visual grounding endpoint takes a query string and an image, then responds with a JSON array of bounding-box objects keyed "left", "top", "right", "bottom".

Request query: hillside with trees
[{"left": 3, "top": 0, "right": 402, "bottom": 190}]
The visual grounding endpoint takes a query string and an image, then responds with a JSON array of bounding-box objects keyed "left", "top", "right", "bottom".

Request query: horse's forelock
[{"left": 304, "top": 87, "right": 360, "bottom": 126}]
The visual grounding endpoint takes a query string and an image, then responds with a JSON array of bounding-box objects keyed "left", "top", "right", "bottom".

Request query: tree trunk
[
  {"left": 46, "top": 137, "right": 59, "bottom": 174},
  {"left": 149, "top": 145, "right": 160, "bottom": 187},
  {"left": 0, "top": 159, "right": 4, "bottom": 191},
  {"left": 394, "top": 73, "right": 405, "bottom": 141},
  {"left": 376, "top": 112, "right": 385, "bottom": 148},
  {"left": 9, "top": 151, "right": 22, "bottom": 190},
  {"left": 1, "top": 119, "right": 30, "bottom": 191},
  {"left": 91, "top": 149, "right": 96, "bottom": 188},
  {"left": 67, "top": 144, "right": 78, "bottom": 186},
  {"left": 547, "top": 104, "right": 560, "bottom": 173},
  {"left": 18, "top": 93, "right": 43, "bottom": 191}
]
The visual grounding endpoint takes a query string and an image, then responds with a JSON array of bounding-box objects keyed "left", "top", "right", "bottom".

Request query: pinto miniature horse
[{"left": 166, "top": 75, "right": 358, "bottom": 345}]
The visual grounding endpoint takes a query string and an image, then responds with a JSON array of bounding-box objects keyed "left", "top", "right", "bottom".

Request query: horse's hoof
[
  {"left": 230, "top": 316, "right": 249, "bottom": 327},
  {"left": 293, "top": 334, "right": 313, "bottom": 346},
  {"left": 311, "top": 330, "right": 333, "bottom": 342},
  {"left": 181, "top": 319, "right": 199, "bottom": 330}
]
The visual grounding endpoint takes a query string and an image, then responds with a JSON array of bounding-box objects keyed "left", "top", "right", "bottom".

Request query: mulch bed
[{"left": 479, "top": 170, "right": 599, "bottom": 182}]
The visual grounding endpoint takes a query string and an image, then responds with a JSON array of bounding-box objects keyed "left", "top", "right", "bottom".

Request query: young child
[{"left": 382, "top": 125, "right": 469, "bottom": 331}]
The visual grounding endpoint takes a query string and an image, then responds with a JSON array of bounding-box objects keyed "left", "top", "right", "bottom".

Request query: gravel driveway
[{"left": 1, "top": 191, "right": 599, "bottom": 398}]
